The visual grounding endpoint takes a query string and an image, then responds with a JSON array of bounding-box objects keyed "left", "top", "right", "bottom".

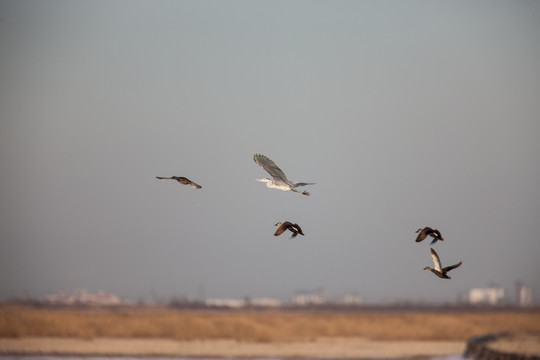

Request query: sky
[{"left": 1, "top": 0, "right": 539, "bottom": 304}]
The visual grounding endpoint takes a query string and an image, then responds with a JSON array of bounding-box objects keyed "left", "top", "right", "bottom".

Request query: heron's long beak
[{"left": 256, "top": 178, "right": 268, "bottom": 182}]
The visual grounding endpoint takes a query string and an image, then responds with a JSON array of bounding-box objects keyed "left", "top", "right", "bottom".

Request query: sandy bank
[
  {"left": 464, "top": 332, "right": 540, "bottom": 360},
  {"left": 487, "top": 332, "right": 540, "bottom": 356},
  {"left": 0, "top": 337, "right": 465, "bottom": 358}
]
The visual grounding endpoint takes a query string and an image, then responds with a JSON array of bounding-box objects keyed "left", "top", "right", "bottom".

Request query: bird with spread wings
[
  {"left": 274, "top": 221, "right": 304, "bottom": 239},
  {"left": 253, "top": 153, "right": 314, "bottom": 196},
  {"left": 424, "top": 248, "right": 462, "bottom": 279},
  {"left": 415, "top": 227, "right": 444, "bottom": 245},
  {"left": 156, "top": 176, "right": 202, "bottom": 189}
]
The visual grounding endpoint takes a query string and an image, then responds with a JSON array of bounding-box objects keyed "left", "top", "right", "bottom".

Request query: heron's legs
[{"left": 291, "top": 188, "right": 310, "bottom": 196}]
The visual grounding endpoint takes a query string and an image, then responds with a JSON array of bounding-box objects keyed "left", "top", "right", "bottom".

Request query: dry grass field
[{"left": 1, "top": 306, "right": 539, "bottom": 343}]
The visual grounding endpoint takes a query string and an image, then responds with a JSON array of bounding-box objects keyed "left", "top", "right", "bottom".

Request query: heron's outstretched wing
[
  {"left": 253, "top": 153, "right": 289, "bottom": 183},
  {"left": 430, "top": 248, "right": 442, "bottom": 272},
  {"left": 416, "top": 230, "right": 427, "bottom": 242},
  {"left": 443, "top": 261, "right": 462, "bottom": 273}
]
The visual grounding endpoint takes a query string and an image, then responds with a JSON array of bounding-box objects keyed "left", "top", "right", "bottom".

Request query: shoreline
[
  {"left": 0, "top": 337, "right": 465, "bottom": 358},
  {"left": 464, "top": 332, "right": 540, "bottom": 360}
]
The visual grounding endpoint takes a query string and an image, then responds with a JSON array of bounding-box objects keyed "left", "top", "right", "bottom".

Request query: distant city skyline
[{"left": 13, "top": 280, "right": 537, "bottom": 308}]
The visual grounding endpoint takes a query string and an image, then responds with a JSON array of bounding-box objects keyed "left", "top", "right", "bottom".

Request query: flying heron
[
  {"left": 253, "top": 153, "right": 314, "bottom": 196},
  {"left": 424, "top": 248, "right": 462, "bottom": 279},
  {"left": 274, "top": 221, "right": 304, "bottom": 239},
  {"left": 156, "top": 176, "right": 202, "bottom": 189},
  {"left": 415, "top": 226, "right": 444, "bottom": 245}
]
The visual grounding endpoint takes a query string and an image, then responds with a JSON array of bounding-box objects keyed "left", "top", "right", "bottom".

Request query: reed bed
[{"left": 1, "top": 307, "right": 539, "bottom": 342}]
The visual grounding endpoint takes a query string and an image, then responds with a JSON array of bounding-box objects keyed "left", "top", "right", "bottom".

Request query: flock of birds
[{"left": 157, "top": 153, "right": 462, "bottom": 280}]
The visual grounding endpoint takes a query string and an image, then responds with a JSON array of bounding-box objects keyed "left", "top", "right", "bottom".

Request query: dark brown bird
[
  {"left": 424, "top": 248, "right": 462, "bottom": 279},
  {"left": 415, "top": 226, "right": 444, "bottom": 245},
  {"left": 274, "top": 221, "right": 304, "bottom": 239},
  {"left": 156, "top": 176, "right": 202, "bottom": 189}
]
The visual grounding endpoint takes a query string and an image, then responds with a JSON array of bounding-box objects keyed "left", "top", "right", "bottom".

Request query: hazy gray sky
[{"left": 1, "top": 0, "right": 539, "bottom": 304}]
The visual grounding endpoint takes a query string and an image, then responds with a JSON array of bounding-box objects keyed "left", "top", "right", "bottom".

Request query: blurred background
[{"left": 1, "top": 0, "right": 539, "bottom": 307}]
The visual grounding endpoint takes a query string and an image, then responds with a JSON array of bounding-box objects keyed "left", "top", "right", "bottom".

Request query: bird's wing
[
  {"left": 432, "top": 229, "right": 443, "bottom": 239},
  {"left": 292, "top": 223, "right": 304, "bottom": 235},
  {"left": 174, "top": 177, "right": 190, "bottom": 184},
  {"left": 253, "top": 153, "right": 289, "bottom": 182},
  {"left": 274, "top": 223, "right": 289, "bottom": 236},
  {"left": 416, "top": 231, "right": 427, "bottom": 242},
  {"left": 188, "top": 179, "right": 202, "bottom": 189},
  {"left": 430, "top": 248, "right": 442, "bottom": 272},
  {"left": 443, "top": 261, "right": 462, "bottom": 273},
  {"left": 281, "top": 221, "right": 293, "bottom": 229}
]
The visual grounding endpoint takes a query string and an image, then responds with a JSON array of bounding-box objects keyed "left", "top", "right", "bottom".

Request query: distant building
[
  {"left": 464, "top": 286, "right": 506, "bottom": 305},
  {"left": 45, "top": 289, "right": 123, "bottom": 306},
  {"left": 516, "top": 283, "right": 534, "bottom": 307},
  {"left": 334, "top": 293, "right": 364, "bottom": 305},
  {"left": 205, "top": 297, "right": 281, "bottom": 308},
  {"left": 291, "top": 288, "right": 326, "bottom": 305},
  {"left": 205, "top": 298, "right": 245, "bottom": 308},
  {"left": 44, "top": 290, "right": 73, "bottom": 305},
  {"left": 248, "top": 297, "right": 281, "bottom": 307}
]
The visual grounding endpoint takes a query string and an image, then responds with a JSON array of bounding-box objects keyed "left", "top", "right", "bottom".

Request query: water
[{"left": 0, "top": 355, "right": 466, "bottom": 360}]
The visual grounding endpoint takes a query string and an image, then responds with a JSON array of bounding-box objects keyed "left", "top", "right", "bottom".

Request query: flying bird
[
  {"left": 274, "top": 221, "right": 304, "bottom": 239},
  {"left": 156, "top": 176, "right": 202, "bottom": 189},
  {"left": 253, "top": 153, "right": 315, "bottom": 196},
  {"left": 415, "top": 227, "right": 444, "bottom": 245},
  {"left": 424, "top": 248, "right": 462, "bottom": 279}
]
